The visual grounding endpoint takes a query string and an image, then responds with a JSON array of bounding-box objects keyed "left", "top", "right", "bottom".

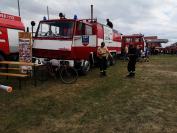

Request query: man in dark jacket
[
  {"left": 127, "top": 45, "right": 138, "bottom": 77},
  {"left": 106, "top": 19, "right": 113, "bottom": 28}
]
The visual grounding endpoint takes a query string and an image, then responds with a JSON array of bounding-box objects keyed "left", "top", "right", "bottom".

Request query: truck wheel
[{"left": 79, "top": 60, "right": 91, "bottom": 75}]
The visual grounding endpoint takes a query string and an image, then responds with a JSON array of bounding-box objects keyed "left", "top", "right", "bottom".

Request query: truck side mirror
[{"left": 31, "top": 21, "right": 36, "bottom": 27}]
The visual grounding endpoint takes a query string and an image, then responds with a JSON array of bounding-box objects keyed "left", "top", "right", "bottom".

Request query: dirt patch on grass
[{"left": 154, "top": 69, "right": 177, "bottom": 77}]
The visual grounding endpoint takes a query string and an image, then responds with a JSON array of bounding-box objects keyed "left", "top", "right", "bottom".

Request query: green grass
[{"left": 0, "top": 55, "right": 177, "bottom": 133}]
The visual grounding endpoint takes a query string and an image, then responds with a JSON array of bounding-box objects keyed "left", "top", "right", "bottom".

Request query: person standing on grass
[
  {"left": 97, "top": 42, "right": 112, "bottom": 77},
  {"left": 124, "top": 45, "right": 129, "bottom": 60},
  {"left": 145, "top": 45, "right": 150, "bottom": 62},
  {"left": 127, "top": 44, "right": 138, "bottom": 77}
]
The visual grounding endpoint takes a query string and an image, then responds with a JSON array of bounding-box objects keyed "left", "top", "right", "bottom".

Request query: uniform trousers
[{"left": 99, "top": 56, "right": 107, "bottom": 72}]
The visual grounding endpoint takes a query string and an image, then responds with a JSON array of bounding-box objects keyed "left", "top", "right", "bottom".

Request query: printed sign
[
  {"left": 82, "top": 35, "right": 89, "bottom": 46},
  {"left": 18, "top": 32, "right": 32, "bottom": 73},
  {"left": 104, "top": 26, "right": 113, "bottom": 43},
  {"left": 0, "top": 13, "right": 21, "bottom": 21}
]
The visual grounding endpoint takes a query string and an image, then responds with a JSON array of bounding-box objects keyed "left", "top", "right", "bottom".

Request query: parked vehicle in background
[
  {"left": 121, "top": 34, "right": 145, "bottom": 51},
  {"left": 0, "top": 12, "right": 25, "bottom": 61},
  {"left": 32, "top": 17, "right": 122, "bottom": 74},
  {"left": 144, "top": 36, "right": 168, "bottom": 55},
  {"left": 121, "top": 34, "right": 146, "bottom": 60}
]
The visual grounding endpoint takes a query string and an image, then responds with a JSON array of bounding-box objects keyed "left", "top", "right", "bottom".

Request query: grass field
[{"left": 0, "top": 55, "right": 177, "bottom": 133}]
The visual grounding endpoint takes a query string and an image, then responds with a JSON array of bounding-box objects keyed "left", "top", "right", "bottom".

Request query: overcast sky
[{"left": 1, "top": 0, "right": 177, "bottom": 46}]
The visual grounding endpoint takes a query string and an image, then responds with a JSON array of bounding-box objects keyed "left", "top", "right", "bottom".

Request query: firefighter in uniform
[
  {"left": 97, "top": 42, "right": 112, "bottom": 76},
  {"left": 127, "top": 44, "right": 138, "bottom": 77}
]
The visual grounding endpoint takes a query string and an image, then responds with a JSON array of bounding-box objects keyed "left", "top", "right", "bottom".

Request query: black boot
[
  {"left": 103, "top": 71, "right": 107, "bottom": 76},
  {"left": 132, "top": 71, "right": 135, "bottom": 76},
  {"left": 126, "top": 72, "right": 135, "bottom": 78},
  {"left": 130, "top": 72, "right": 135, "bottom": 77}
]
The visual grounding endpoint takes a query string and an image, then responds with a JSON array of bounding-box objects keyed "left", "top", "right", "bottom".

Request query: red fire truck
[
  {"left": 33, "top": 18, "right": 122, "bottom": 73},
  {"left": 122, "top": 34, "right": 145, "bottom": 51},
  {"left": 0, "top": 12, "right": 25, "bottom": 60}
]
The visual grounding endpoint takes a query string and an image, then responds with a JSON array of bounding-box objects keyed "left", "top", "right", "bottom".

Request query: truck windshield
[{"left": 37, "top": 21, "right": 74, "bottom": 38}]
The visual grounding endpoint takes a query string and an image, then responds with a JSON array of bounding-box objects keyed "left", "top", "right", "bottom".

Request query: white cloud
[{"left": 0, "top": 0, "right": 177, "bottom": 46}]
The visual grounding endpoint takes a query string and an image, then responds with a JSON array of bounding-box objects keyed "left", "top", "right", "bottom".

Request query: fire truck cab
[
  {"left": 122, "top": 34, "right": 145, "bottom": 51},
  {"left": 0, "top": 12, "right": 25, "bottom": 60},
  {"left": 33, "top": 18, "right": 122, "bottom": 73}
]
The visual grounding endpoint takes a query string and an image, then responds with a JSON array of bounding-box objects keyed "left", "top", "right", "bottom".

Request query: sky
[{"left": 0, "top": 0, "right": 177, "bottom": 47}]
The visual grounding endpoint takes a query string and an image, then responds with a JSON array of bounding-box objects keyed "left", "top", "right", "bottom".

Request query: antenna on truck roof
[
  {"left": 47, "top": 6, "right": 50, "bottom": 20},
  {"left": 90, "top": 0, "right": 93, "bottom": 22},
  {"left": 17, "top": 0, "right": 21, "bottom": 16}
]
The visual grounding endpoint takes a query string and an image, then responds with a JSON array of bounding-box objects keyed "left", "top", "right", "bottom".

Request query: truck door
[
  {"left": 7, "top": 28, "right": 22, "bottom": 54},
  {"left": 73, "top": 22, "right": 96, "bottom": 59}
]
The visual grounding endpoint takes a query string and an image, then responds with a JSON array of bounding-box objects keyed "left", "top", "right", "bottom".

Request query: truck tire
[{"left": 79, "top": 60, "right": 91, "bottom": 75}]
